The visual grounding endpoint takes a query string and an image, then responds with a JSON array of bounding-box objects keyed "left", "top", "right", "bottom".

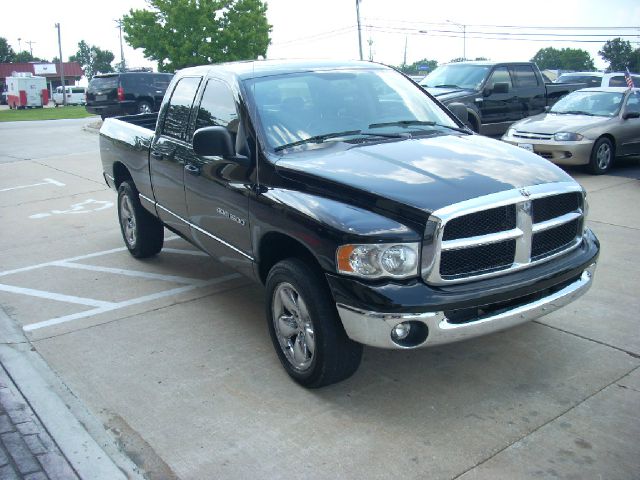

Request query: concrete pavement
[{"left": 0, "top": 118, "right": 638, "bottom": 479}]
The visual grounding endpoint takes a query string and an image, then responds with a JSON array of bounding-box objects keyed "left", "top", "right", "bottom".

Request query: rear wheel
[
  {"left": 266, "top": 258, "right": 363, "bottom": 388},
  {"left": 588, "top": 137, "right": 614, "bottom": 175},
  {"left": 117, "top": 181, "right": 164, "bottom": 258},
  {"left": 137, "top": 101, "right": 152, "bottom": 114}
]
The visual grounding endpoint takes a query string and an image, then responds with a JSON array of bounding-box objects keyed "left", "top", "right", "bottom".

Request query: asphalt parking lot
[{"left": 0, "top": 118, "right": 639, "bottom": 479}]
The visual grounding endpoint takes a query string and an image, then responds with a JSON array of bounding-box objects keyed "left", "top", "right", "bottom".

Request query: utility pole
[
  {"left": 26, "top": 40, "right": 35, "bottom": 57},
  {"left": 367, "top": 38, "right": 373, "bottom": 61},
  {"left": 447, "top": 20, "right": 467, "bottom": 60},
  {"left": 115, "top": 19, "right": 126, "bottom": 71},
  {"left": 17, "top": 38, "right": 22, "bottom": 53},
  {"left": 54, "top": 23, "right": 66, "bottom": 106},
  {"left": 355, "top": 0, "right": 363, "bottom": 60},
  {"left": 403, "top": 36, "right": 407, "bottom": 67}
]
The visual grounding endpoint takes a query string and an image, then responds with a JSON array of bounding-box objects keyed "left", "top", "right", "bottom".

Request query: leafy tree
[
  {"left": 531, "top": 47, "right": 594, "bottom": 71},
  {"left": 0, "top": 37, "right": 15, "bottom": 63},
  {"left": 599, "top": 38, "right": 634, "bottom": 71},
  {"left": 631, "top": 49, "right": 640, "bottom": 74},
  {"left": 69, "top": 40, "right": 115, "bottom": 78},
  {"left": 449, "top": 57, "right": 466, "bottom": 63},
  {"left": 398, "top": 58, "right": 438, "bottom": 75},
  {"left": 122, "top": 0, "right": 272, "bottom": 72}
]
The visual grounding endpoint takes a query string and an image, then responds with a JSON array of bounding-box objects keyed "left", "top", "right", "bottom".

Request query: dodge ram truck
[
  {"left": 100, "top": 60, "right": 599, "bottom": 388},
  {"left": 419, "top": 61, "right": 585, "bottom": 135}
]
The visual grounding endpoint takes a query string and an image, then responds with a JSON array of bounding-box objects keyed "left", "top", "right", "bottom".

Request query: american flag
[{"left": 625, "top": 68, "right": 635, "bottom": 89}]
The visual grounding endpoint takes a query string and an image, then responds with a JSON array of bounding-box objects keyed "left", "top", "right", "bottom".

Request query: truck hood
[
  {"left": 274, "top": 134, "right": 572, "bottom": 215},
  {"left": 511, "top": 112, "right": 612, "bottom": 134},
  {"left": 424, "top": 87, "right": 475, "bottom": 102}
]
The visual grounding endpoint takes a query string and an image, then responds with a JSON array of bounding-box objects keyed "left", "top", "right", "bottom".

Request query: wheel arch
[
  {"left": 257, "top": 231, "right": 325, "bottom": 285},
  {"left": 112, "top": 161, "right": 133, "bottom": 189},
  {"left": 596, "top": 133, "right": 617, "bottom": 153}
]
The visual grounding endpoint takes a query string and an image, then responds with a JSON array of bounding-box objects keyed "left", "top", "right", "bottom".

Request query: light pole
[
  {"left": 26, "top": 40, "right": 35, "bottom": 57},
  {"left": 115, "top": 19, "right": 126, "bottom": 71},
  {"left": 54, "top": 23, "right": 66, "bottom": 106},
  {"left": 17, "top": 38, "right": 22, "bottom": 53},
  {"left": 447, "top": 20, "right": 466, "bottom": 60},
  {"left": 355, "top": 0, "right": 363, "bottom": 60}
]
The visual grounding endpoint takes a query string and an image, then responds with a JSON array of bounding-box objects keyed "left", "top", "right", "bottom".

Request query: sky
[{"left": 1, "top": 0, "right": 638, "bottom": 79}]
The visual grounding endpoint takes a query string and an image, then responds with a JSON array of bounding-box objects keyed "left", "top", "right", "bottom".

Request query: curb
[{"left": 0, "top": 308, "right": 141, "bottom": 479}]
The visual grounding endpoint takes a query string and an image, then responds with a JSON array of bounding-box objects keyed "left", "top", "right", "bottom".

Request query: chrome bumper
[{"left": 336, "top": 263, "right": 596, "bottom": 349}]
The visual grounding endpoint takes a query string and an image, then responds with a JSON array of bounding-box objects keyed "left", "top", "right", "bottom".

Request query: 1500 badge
[{"left": 217, "top": 207, "right": 246, "bottom": 226}]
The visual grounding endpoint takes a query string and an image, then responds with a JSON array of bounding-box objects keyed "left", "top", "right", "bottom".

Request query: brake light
[{"left": 117, "top": 86, "right": 125, "bottom": 102}]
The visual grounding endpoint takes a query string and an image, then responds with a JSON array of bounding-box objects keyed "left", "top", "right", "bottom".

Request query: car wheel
[
  {"left": 117, "top": 181, "right": 164, "bottom": 258},
  {"left": 266, "top": 258, "right": 363, "bottom": 388},
  {"left": 137, "top": 101, "right": 152, "bottom": 114},
  {"left": 588, "top": 137, "right": 614, "bottom": 175}
]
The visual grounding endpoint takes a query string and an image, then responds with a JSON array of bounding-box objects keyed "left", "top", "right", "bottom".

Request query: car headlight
[
  {"left": 554, "top": 132, "right": 583, "bottom": 141},
  {"left": 336, "top": 242, "right": 419, "bottom": 279}
]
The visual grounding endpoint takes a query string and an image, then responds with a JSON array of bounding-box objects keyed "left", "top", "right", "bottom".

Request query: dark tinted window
[
  {"left": 88, "top": 76, "right": 118, "bottom": 91},
  {"left": 512, "top": 65, "right": 538, "bottom": 87},
  {"left": 486, "top": 67, "right": 512, "bottom": 89},
  {"left": 162, "top": 77, "right": 201, "bottom": 141},
  {"left": 609, "top": 76, "right": 627, "bottom": 87},
  {"left": 195, "top": 80, "right": 238, "bottom": 133},
  {"left": 625, "top": 91, "right": 640, "bottom": 114},
  {"left": 152, "top": 74, "right": 173, "bottom": 90}
]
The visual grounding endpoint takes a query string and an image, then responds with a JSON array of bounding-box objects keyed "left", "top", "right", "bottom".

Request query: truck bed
[{"left": 114, "top": 112, "right": 159, "bottom": 131}]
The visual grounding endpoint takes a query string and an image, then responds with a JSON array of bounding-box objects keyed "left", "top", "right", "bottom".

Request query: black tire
[
  {"left": 588, "top": 137, "right": 614, "bottom": 175},
  {"left": 137, "top": 101, "right": 152, "bottom": 114},
  {"left": 266, "top": 258, "right": 363, "bottom": 388},
  {"left": 117, "top": 181, "right": 164, "bottom": 258}
]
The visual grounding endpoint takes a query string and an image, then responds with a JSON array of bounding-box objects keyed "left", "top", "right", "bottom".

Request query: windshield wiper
[
  {"left": 432, "top": 84, "right": 462, "bottom": 88},
  {"left": 368, "top": 120, "right": 469, "bottom": 134},
  {"left": 273, "top": 130, "right": 403, "bottom": 152},
  {"left": 553, "top": 110, "right": 595, "bottom": 116}
]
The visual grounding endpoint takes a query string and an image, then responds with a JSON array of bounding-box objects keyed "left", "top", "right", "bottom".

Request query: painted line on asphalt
[
  {"left": 0, "top": 178, "right": 65, "bottom": 193},
  {"left": 22, "top": 273, "right": 242, "bottom": 332},
  {"left": 52, "top": 262, "right": 204, "bottom": 285},
  {"left": 0, "top": 284, "right": 115, "bottom": 308}
]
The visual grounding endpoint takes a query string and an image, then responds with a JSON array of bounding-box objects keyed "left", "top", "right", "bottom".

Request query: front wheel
[
  {"left": 266, "top": 258, "right": 363, "bottom": 388},
  {"left": 117, "top": 181, "right": 164, "bottom": 258},
  {"left": 588, "top": 137, "right": 614, "bottom": 175}
]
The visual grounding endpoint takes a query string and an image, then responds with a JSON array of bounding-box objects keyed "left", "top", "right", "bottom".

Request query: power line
[
  {"left": 364, "top": 17, "right": 639, "bottom": 30},
  {"left": 271, "top": 26, "right": 355, "bottom": 46}
]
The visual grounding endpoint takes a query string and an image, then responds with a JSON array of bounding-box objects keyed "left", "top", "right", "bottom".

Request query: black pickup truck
[
  {"left": 419, "top": 61, "right": 585, "bottom": 135},
  {"left": 100, "top": 60, "right": 599, "bottom": 387}
]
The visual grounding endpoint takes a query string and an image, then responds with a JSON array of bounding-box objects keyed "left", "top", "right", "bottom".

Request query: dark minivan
[{"left": 86, "top": 72, "right": 174, "bottom": 119}]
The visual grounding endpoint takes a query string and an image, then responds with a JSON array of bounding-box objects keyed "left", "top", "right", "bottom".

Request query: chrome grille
[
  {"left": 513, "top": 131, "right": 553, "bottom": 141},
  {"left": 423, "top": 183, "right": 585, "bottom": 285}
]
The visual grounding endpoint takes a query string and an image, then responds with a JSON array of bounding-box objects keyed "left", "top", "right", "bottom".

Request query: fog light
[{"left": 391, "top": 322, "right": 411, "bottom": 340}]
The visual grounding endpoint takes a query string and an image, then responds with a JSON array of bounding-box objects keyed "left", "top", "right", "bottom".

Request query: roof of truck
[{"left": 177, "top": 59, "right": 387, "bottom": 80}]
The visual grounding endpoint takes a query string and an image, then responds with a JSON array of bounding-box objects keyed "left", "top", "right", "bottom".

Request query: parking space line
[
  {"left": 53, "top": 262, "right": 203, "bottom": 285},
  {"left": 22, "top": 273, "right": 242, "bottom": 332},
  {"left": 0, "top": 283, "right": 116, "bottom": 308},
  {"left": 162, "top": 248, "right": 209, "bottom": 257},
  {"left": 0, "top": 178, "right": 66, "bottom": 193}
]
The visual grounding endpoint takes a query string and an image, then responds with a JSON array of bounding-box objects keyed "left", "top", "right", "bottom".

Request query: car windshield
[
  {"left": 420, "top": 64, "right": 491, "bottom": 89},
  {"left": 550, "top": 90, "right": 624, "bottom": 117},
  {"left": 244, "top": 69, "right": 460, "bottom": 152}
]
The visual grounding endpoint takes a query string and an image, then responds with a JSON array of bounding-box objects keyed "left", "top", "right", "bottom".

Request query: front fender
[{"left": 251, "top": 188, "right": 422, "bottom": 272}]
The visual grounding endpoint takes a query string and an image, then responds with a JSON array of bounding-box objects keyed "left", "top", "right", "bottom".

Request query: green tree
[
  {"left": 531, "top": 47, "right": 594, "bottom": 71},
  {"left": 599, "top": 38, "right": 634, "bottom": 71},
  {"left": 398, "top": 58, "right": 438, "bottom": 75},
  {"left": 69, "top": 40, "right": 115, "bottom": 78},
  {"left": 122, "top": 0, "right": 272, "bottom": 72},
  {"left": 0, "top": 37, "right": 15, "bottom": 63}
]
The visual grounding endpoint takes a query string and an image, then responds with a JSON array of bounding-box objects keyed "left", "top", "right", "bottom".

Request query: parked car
[
  {"left": 502, "top": 87, "right": 640, "bottom": 174},
  {"left": 555, "top": 71, "right": 640, "bottom": 88},
  {"left": 99, "top": 60, "right": 599, "bottom": 387},
  {"left": 419, "top": 61, "right": 585, "bottom": 135},
  {"left": 86, "top": 72, "right": 174, "bottom": 119},
  {"left": 53, "top": 86, "right": 86, "bottom": 106},
  {"left": 0, "top": 91, "right": 7, "bottom": 105}
]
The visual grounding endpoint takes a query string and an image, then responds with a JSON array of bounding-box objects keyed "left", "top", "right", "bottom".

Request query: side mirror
[
  {"left": 492, "top": 82, "right": 510, "bottom": 94},
  {"left": 448, "top": 103, "right": 469, "bottom": 124},
  {"left": 622, "top": 111, "right": 640, "bottom": 120},
  {"left": 193, "top": 126, "right": 234, "bottom": 157}
]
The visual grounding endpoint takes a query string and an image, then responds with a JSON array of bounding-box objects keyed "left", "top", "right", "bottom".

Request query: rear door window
[
  {"left": 161, "top": 77, "right": 202, "bottom": 141},
  {"left": 512, "top": 65, "right": 539, "bottom": 87}
]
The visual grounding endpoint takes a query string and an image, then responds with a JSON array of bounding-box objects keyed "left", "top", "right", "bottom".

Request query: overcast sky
[{"left": 2, "top": 0, "right": 638, "bottom": 77}]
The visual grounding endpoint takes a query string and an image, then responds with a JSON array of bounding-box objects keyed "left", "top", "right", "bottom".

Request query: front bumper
[
  {"left": 330, "top": 230, "right": 599, "bottom": 349},
  {"left": 501, "top": 136, "right": 593, "bottom": 166},
  {"left": 336, "top": 263, "right": 595, "bottom": 349}
]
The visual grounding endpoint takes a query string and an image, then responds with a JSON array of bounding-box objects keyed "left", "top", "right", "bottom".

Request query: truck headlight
[
  {"left": 336, "top": 242, "right": 419, "bottom": 279},
  {"left": 554, "top": 132, "right": 583, "bottom": 141}
]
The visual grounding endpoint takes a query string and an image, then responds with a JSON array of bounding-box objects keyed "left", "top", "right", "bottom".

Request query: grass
[{"left": 0, "top": 105, "right": 96, "bottom": 122}]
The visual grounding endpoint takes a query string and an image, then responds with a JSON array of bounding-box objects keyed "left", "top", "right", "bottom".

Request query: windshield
[
  {"left": 420, "top": 64, "right": 490, "bottom": 89},
  {"left": 244, "top": 69, "right": 459, "bottom": 151},
  {"left": 551, "top": 90, "right": 624, "bottom": 117}
]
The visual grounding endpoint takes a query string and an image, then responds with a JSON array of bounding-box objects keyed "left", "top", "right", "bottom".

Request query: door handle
[{"left": 185, "top": 164, "right": 201, "bottom": 176}]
